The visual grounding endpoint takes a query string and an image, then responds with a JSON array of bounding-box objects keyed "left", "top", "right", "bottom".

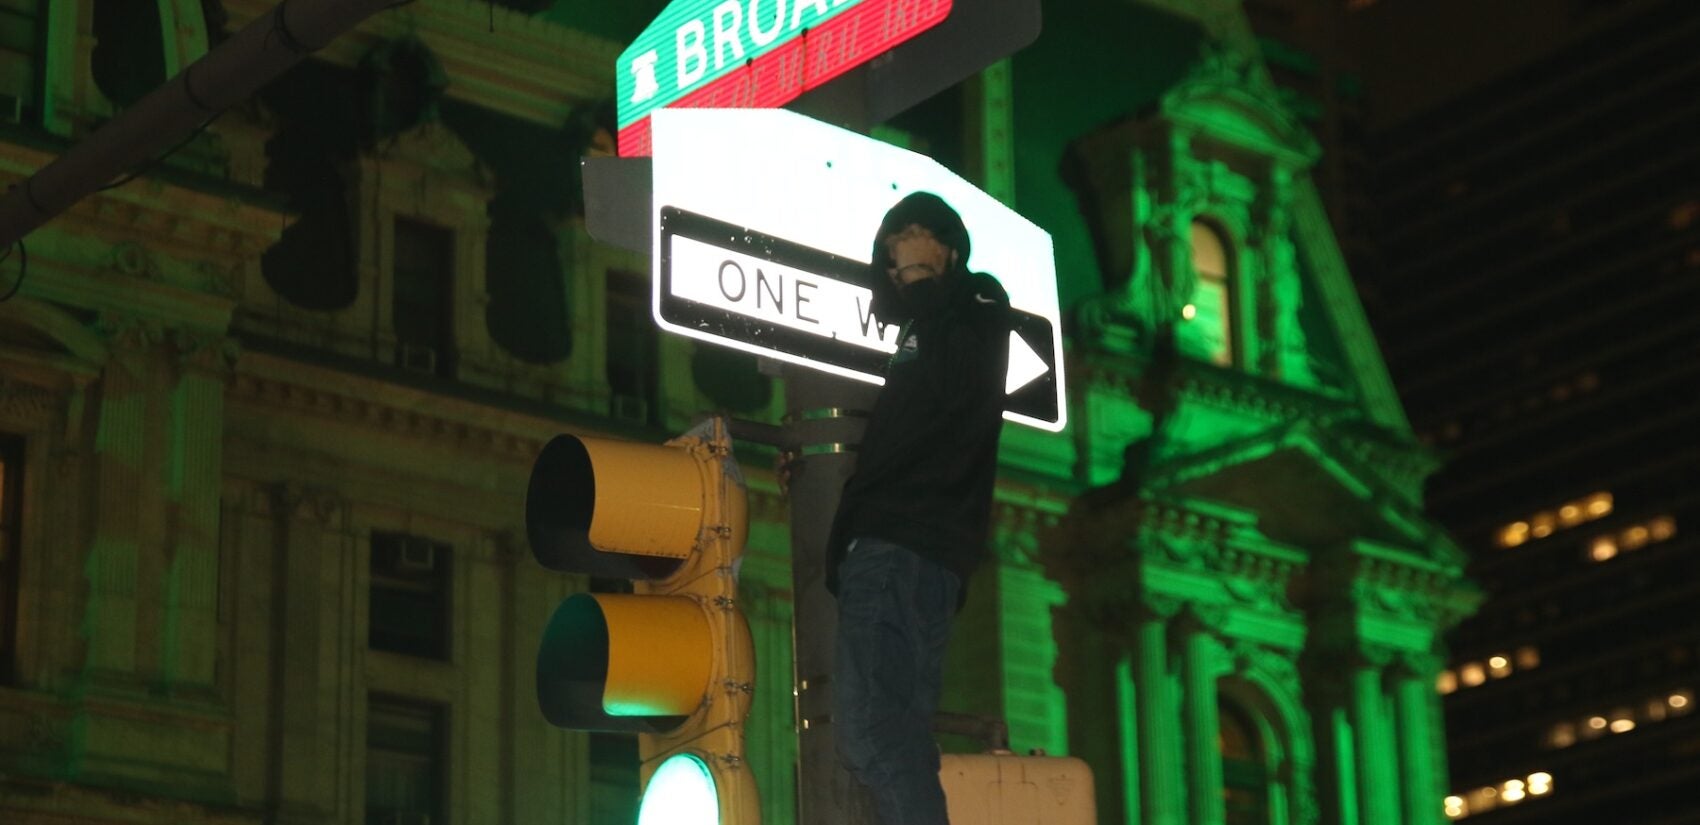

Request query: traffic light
[{"left": 527, "top": 417, "right": 759, "bottom": 825}]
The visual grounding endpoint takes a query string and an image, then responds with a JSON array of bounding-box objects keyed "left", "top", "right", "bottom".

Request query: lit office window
[
  {"left": 1545, "top": 687, "right": 1694, "bottom": 749},
  {"left": 1622, "top": 525, "right": 1650, "bottom": 550},
  {"left": 1587, "top": 515, "right": 1677, "bottom": 563},
  {"left": 1514, "top": 647, "right": 1540, "bottom": 669},
  {"left": 1608, "top": 710, "right": 1635, "bottom": 734},
  {"left": 1529, "top": 512, "right": 1556, "bottom": 539},
  {"left": 1188, "top": 220, "right": 1234, "bottom": 367},
  {"left": 1670, "top": 200, "right": 1700, "bottom": 230},
  {"left": 1446, "top": 772, "right": 1554, "bottom": 819},
  {"left": 1497, "top": 492, "right": 1613, "bottom": 548},
  {"left": 1649, "top": 516, "right": 1677, "bottom": 541},
  {"left": 1497, "top": 521, "right": 1530, "bottom": 548},
  {"left": 1445, "top": 648, "right": 1540, "bottom": 694}
]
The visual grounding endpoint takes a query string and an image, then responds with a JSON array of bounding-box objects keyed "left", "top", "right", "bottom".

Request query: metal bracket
[{"left": 581, "top": 156, "right": 653, "bottom": 254}]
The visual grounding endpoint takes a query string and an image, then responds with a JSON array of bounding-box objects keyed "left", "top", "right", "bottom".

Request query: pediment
[
  {"left": 1148, "top": 420, "right": 1454, "bottom": 560},
  {"left": 0, "top": 299, "right": 109, "bottom": 365},
  {"left": 379, "top": 121, "right": 492, "bottom": 188},
  {"left": 1158, "top": 51, "right": 1320, "bottom": 168}
]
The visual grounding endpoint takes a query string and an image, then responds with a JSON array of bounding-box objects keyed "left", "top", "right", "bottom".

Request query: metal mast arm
[{"left": 0, "top": 0, "right": 399, "bottom": 248}]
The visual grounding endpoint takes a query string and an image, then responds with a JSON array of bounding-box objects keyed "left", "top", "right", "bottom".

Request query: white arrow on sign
[{"left": 1006, "top": 332, "right": 1048, "bottom": 394}]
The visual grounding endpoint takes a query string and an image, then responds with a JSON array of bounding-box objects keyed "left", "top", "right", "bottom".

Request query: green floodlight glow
[{"left": 637, "top": 753, "right": 720, "bottom": 825}]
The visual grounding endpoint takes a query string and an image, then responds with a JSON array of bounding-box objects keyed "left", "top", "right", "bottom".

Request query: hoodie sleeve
[{"left": 940, "top": 273, "right": 1011, "bottom": 407}]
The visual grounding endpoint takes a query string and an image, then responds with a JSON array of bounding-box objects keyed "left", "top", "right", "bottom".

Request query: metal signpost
[
  {"left": 588, "top": 3, "right": 1049, "bottom": 823},
  {"left": 647, "top": 106, "right": 1068, "bottom": 825}
]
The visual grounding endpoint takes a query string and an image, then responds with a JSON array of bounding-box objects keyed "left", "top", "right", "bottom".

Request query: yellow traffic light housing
[{"left": 527, "top": 418, "right": 758, "bottom": 824}]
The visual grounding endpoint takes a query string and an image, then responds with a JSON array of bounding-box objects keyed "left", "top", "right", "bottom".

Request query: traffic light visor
[
  {"left": 536, "top": 593, "right": 713, "bottom": 732},
  {"left": 528, "top": 434, "right": 710, "bottom": 580}
]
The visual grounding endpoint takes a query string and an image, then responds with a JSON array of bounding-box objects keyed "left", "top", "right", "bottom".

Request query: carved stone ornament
[
  {"left": 95, "top": 313, "right": 167, "bottom": 352},
  {"left": 108, "top": 240, "right": 161, "bottom": 280},
  {"left": 271, "top": 482, "right": 349, "bottom": 527},
  {"left": 0, "top": 377, "right": 58, "bottom": 425},
  {"left": 379, "top": 120, "right": 493, "bottom": 190},
  {"left": 1229, "top": 640, "right": 1299, "bottom": 683},
  {"left": 172, "top": 329, "right": 241, "bottom": 375}
]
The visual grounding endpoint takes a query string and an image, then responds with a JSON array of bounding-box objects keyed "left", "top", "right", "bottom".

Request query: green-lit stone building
[{"left": 0, "top": 2, "right": 1474, "bottom": 824}]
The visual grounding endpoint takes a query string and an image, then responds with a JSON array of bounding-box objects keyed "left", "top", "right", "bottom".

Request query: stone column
[
  {"left": 269, "top": 483, "right": 346, "bottom": 825},
  {"left": 1350, "top": 652, "right": 1400, "bottom": 825},
  {"left": 1135, "top": 600, "right": 1186, "bottom": 825},
  {"left": 160, "top": 332, "right": 238, "bottom": 689},
  {"left": 83, "top": 320, "right": 164, "bottom": 677},
  {"left": 1115, "top": 653, "right": 1141, "bottom": 825},
  {"left": 1394, "top": 654, "right": 1444, "bottom": 825},
  {"left": 1304, "top": 643, "right": 1365, "bottom": 825},
  {"left": 1178, "top": 610, "right": 1225, "bottom": 825}
]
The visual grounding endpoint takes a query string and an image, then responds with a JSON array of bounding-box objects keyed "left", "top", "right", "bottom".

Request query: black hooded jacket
[{"left": 826, "top": 192, "right": 1011, "bottom": 601}]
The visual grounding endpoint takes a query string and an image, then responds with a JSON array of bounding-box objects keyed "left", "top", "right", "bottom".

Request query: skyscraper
[{"left": 1352, "top": 1, "right": 1700, "bottom": 821}]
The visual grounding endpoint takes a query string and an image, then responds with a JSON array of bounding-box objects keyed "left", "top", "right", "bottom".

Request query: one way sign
[{"left": 651, "top": 108, "right": 1067, "bottom": 432}]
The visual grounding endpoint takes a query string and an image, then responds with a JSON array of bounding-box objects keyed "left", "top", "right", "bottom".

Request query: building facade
[{"left": 1, "top": 2, "right": 1471, "bottom": 825}]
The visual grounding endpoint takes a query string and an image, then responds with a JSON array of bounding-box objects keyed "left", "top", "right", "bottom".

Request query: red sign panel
[{"left": 618, "top": 0, "right": 952, "bottom": 157}]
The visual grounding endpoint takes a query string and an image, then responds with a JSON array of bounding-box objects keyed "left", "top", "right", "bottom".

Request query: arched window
[
  {"left": 0, "top": 1, "right": 46, "bottom": 122},
  {"left": 1220, "top": 697, "right": 1270, "bottom": 825},
  {"left": 91, "top": 0, "right": 167, "bottom": 109},
  {"left": 1188, "top": 220, "right": 1235, "bottom": 366}
]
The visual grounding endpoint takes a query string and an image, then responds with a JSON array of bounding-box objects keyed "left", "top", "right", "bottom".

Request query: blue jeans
[{"left": 834, "top": 536, "right": 961, "bottom": 825}]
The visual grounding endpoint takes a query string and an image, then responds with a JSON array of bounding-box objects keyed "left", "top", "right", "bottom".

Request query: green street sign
[{"left": 615, "top": 0, "right": 952, "bottom": 155}]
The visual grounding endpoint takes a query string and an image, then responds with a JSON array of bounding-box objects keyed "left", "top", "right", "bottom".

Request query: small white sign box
[
  {"left": 940, "top": 753, "right": 1097, "bottom": 824},
  {"left": 650, "top": 107, "right": 1067, "bottom": 432}
]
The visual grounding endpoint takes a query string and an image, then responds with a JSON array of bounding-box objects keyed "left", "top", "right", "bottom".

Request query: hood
[{"left": 868, "top": 192, "right": 973, "bottom": 323}]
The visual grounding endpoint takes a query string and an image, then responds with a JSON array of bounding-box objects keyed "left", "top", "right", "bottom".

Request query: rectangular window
[
  {"left": 393, "top": 218, "right": 456, "bottom": 379},
  {"left": 0, "top": 0, "right": 44, "bottom": 122},
  {"left": 369, "top": 532, "right": 450, "bottom": 660},
  {"left": 604, "top": 268, "right": 659, "bottom": 425},
  {"left": 366, "top": 696, "right": 445, "bottom": 825},
  {"left": 588, "top": 732, "right": 640, "bottom": 825},
  {"left": 0, "top": 433, "right": 21, "bottom": 683}
]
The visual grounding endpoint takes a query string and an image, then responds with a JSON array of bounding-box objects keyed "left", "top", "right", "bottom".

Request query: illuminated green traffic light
[{"left": 637, "top": 753, "right": 720, "bottom": 825}]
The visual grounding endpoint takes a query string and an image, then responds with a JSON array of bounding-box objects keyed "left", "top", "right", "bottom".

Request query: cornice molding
[
  {"left": 229, "top": 368, "right": 546, "bottom": 463},
  {"left": 223, "top": 0, "right": 621, "bottom": 128},
  {"left": 0, "top": 142, "right": 289, "bottom": 269},
  {"left": 0, "top": 377, "right": 59, "bottom": 427}
]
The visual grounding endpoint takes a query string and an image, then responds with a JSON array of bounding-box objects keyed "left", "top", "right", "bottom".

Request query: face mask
[{"left": 897, "top": 275, "right": 951, "bottom": 317}]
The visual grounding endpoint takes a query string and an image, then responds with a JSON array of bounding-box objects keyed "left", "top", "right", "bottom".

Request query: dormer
[{"left": 1068, "top": 48, "right": 1335, "bottom": 391}]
